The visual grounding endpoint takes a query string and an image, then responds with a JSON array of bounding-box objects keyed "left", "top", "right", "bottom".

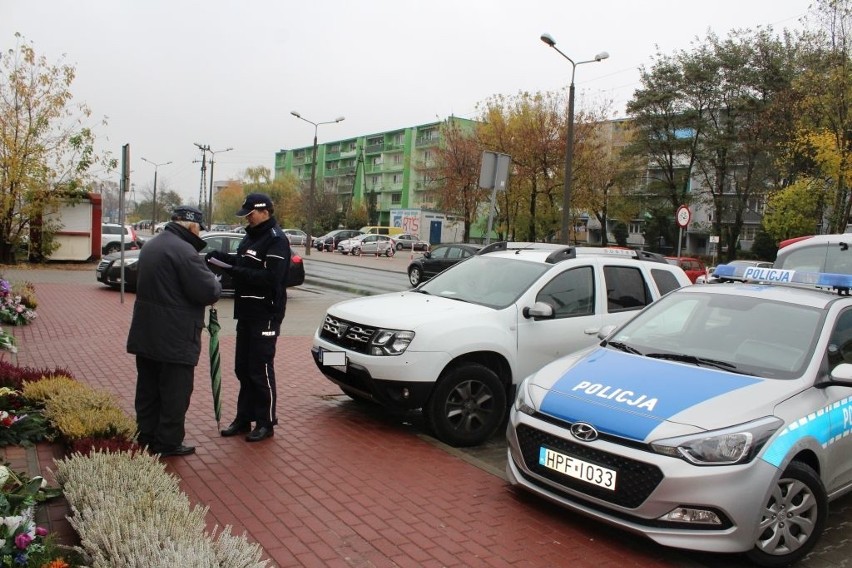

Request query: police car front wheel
[{"left": 746, "top": 461, "right": 827, "bottom": 568}]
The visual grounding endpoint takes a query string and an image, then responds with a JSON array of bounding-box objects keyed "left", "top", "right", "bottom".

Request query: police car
[{"left": 507, "top": 264, "right": 852, "bottom": 566}]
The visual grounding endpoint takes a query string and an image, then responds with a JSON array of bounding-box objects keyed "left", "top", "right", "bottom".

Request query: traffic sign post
[
  {"left": 675, "top": 205, "right": 691, "bottom": 258},
  {"left": 479, "top": 151, "right": 511, "bottom": 245}
]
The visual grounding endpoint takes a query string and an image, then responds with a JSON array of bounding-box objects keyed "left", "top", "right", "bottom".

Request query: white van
[{"left": 774, "top": 234, "right": 852, "bottom": 274}]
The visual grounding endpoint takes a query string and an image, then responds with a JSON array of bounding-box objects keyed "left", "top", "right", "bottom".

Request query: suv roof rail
[
  {"left": 633, "top": 250, "right": 668, "bottom": 264},
  {"left": 478, "top": 241, "right": 670, "bottom": 265},
  {"left": 478, "top": 241, "right": 577, "bottom": 262}
]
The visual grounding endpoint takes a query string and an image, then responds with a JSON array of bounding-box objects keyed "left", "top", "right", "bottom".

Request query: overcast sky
[{"left": 4, "top": 0, "right": 812, "bottom": 206}]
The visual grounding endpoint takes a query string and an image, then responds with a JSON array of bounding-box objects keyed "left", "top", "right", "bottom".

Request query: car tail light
[{"left": 291, "top": 254, "right": 302, "bottom": 263}]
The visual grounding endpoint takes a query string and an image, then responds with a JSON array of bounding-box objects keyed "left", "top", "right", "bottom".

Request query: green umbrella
[{"left": 207, "top": 307, "right": 222, "bottom": 430}]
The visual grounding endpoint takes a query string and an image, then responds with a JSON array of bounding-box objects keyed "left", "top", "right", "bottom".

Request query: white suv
[
  {"left": 311, "top": 242, "right": 692, "bottom": 446},
  {"left": 101, "top": 224, "right": 139, "bottom": 255}
]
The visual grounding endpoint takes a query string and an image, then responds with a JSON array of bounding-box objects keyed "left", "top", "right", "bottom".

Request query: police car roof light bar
[{"left": 713, "top": 264, "right": 852, "bottom": 295}]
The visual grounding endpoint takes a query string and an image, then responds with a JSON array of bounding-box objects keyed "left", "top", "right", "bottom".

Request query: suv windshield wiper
[
  {"left": 645, "top": 353, "right": 741, "bottom": 372},
  {"left": 606, "top": 341, "right": 643, "bottom": 356}
]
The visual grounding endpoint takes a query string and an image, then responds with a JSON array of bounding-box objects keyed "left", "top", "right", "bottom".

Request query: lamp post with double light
[
  {"left": 290, "top": 111, "right": 345, "bottom": 256},
  {"left": 540, "top": 32, "right": 608, "bottom": 244},
  {"left": 207, "top": 147, "right": 233, "bottom": 225},
  {"left": 140, "top": 157, "right": 172, "bottom": 231}
]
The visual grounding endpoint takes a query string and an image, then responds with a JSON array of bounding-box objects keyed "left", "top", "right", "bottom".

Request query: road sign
[
  {"left": 676, "top": 205, "right": 691, "bottom": 228},
  {"left": 479, "top": 151, "right": 511, "bottom": 191}
]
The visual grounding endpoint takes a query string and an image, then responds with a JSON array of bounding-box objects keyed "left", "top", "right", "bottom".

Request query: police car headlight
[
  {"left": 514, "top": 376, "right": 536, "bottom": 416},
  {"left": 370, "top": 330, "right": 414, "bottom": 356},
  {"left": 120, "top": 257, "right": 139, "bottom": 267},
  {"left": 651, "top": 416, "right": 783, "bottom": 465}
]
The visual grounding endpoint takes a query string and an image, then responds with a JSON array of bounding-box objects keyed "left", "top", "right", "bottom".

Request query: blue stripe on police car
[{"left": 539, "top": 349, "right": 762, "bottom": 441}]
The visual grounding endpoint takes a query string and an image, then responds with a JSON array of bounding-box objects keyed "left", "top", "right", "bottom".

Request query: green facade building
[{"left": 275, "top": 116, "right": 476, "bottom": 227}]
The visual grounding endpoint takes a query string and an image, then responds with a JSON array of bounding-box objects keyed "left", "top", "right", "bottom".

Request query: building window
[
  {"left": 629, "top": 222, "right": 642, "bottom": 234},
  {"left": 391, "top": 193, "right": 401, "bottom": 204},
  {"left": 393, "top": 154, "right": 402, "bottom": 164},
  {"left": 392, "top": 174, "right": 402, "bottom": 184}
]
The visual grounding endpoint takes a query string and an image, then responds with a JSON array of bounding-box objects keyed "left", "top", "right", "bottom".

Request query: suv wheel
[
  {"left": 396, "top": 242, "right": 403, "bottom": 251},
  {"left": 353, "top": 247, "right": 361, "bottom": 256},
  {"left": 425, "top": 363, "right": 506, "bottom": 447},
  {"left": 746, "top": 461, "right": 827, "bottom": 567},
  {"left": 408, "top": 266, "right": 422, "bottom": 287},
  {"left": 385, "top": 247, "right": 394, "bottom": 257},
  {"left": 104, "top": 243, "right": 121, "bottom": 255}
]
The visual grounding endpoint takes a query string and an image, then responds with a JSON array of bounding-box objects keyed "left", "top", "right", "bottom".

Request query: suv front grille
[
  {"left": 516, "top": 423, "right": 663, "bottom": 508},
  {"left": 319, "top": 315, "right": 376, "bottom": 354},
  {"left": 97, "top": 259, "right": 111, "bottom": 271}
]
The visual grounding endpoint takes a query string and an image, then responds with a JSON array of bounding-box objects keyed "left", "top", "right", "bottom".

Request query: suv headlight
[
  {"left": 119, "top": 257, "right": 139, "bottom": 267},
  {"left": 650, "top": 416, "right": 783, "bottom": 465},
  {"left": 370, "top": 330, "right": 414, "bottom": 356}
]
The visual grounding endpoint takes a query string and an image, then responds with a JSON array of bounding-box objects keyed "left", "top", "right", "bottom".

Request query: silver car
[
  {"left": 336, "top": 234, "right": 395, "bottom": 256},
  {"left": 284, "top": 228, "right": 308, "bottom": 246},
  {"left": 507, "top": 264, "right": 852, "bottom": 566}
]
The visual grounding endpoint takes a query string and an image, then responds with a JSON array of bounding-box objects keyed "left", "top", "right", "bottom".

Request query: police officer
[
  {"left": 127, "top": 205, "right": 222, "bottom": 457},
  {"left": 206, "top": 193, "right": 290, "bottom": 442}
]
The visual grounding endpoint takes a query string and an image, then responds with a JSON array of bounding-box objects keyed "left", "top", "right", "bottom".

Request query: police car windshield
[
  {"left": 420, "top": 256, "right": 550, "bottom": 309},
  {"left": 609, "top": 292, "right": 823, "bottom": 380}
]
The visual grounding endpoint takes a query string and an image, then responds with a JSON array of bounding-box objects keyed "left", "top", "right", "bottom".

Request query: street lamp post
[
  {"left": 207, "top": 147, "right": 233, "bottom": 226},
  {"left": 540, "top": 32, "right": 608, "bottom": 244},
  {"left": 290, "top": 111, "right": 345, "bottom": 256},
  {"left": 140, "top": 157, "right": 172, "bottom": 230}
]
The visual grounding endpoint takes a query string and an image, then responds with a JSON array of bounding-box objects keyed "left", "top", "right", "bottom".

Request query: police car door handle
[{"left": 584, "top": 328, "right": 599, "bottom": 335}]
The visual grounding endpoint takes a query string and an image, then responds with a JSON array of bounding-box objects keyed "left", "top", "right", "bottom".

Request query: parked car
[
  {"left": 314, "top": 229, "right": 363, "bottom": 252},
  {"left": 283, "top": 229, "right": 308, "bottom": 246},
  {"left": 407, "top": 243, "right": 483, "bottom": 286},
  {"left": 774, "top": 233, "right": 852, "bottom": 275},
  {"left": 96, "top": 231, "right": 305, "bottom": 292},
  {"left": 507, "top": 263, "right": 852, "bottom": 566},
  {"left": 393, "top": 234, "right": 429, "bottom": 252},
  {"left": 665, "top": 256, "right": 708, "bottom": 284},
  {"left": 336, "top": 234, "right": 396, "bottom": 256},
  {"left": 101, "top": 224, "right": 142, "bottom": 255},
  {"left": 312, "top": 241, "right": 691, "bottom": 447}
]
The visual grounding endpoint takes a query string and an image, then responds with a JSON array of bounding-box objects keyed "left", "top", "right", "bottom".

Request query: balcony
[{"left": 365, "top": 143, "right": 383, "bottom": 154}]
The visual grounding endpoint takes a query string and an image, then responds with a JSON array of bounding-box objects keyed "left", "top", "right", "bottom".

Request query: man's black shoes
[
  {"left": 154, "top": 444, "right": 196, "bottom": 457},
  {"left": 246, "top": 426, "right": 273, "bottom": 442},
  {"left": 221, "top": 421, "right": 251, "bottom": 437}
]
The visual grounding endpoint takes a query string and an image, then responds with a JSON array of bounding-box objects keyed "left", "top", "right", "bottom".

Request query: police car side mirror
[
  {"left": 828, "top": 363, "right": 852, "bottom": 388},
  {"left": 523, "top": 301, "right": 554, "bottom": 319}
]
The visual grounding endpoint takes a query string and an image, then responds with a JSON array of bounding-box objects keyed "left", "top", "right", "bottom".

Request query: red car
[{"left": 665, "top": 256, "right": 708, "bottom": 283}]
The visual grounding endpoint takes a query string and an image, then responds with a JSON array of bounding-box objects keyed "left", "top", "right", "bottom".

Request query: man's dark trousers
[{"left": 135, "top": 356, "right": 194, "bottom": 449}]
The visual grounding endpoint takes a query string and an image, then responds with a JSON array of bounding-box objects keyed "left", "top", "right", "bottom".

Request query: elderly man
[{"left": 127, "top": 205, "right": 222, "bottom": 457}]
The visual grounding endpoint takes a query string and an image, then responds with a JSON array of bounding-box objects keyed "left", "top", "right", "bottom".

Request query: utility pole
[
  {"left": 194, "top": 143, "right": 210, "bottom": 209},
  {"left": 208, "top": 147, "right": 233, "bottom": 225}
]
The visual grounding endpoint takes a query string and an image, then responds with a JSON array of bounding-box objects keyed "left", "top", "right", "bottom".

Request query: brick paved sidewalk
[{"left": 7, "top": 279, "right": 698, "bottom": 567}]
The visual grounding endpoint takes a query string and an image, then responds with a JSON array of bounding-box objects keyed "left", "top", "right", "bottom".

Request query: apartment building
[{"left": 275, "top": 116, "right": 476, "bottom": 227}]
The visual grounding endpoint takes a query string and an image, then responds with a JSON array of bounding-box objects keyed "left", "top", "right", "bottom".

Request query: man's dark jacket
[{"left": 126, "top": 223, "right": 222, "bottom": 365}]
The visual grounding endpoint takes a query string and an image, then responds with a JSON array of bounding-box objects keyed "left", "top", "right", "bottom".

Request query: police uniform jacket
[
  {"left": 216, "top": 216, "right": 290, "bottom": 324},
  {"left": 126, "top": 223, "right": 222, "bottom": 365}
]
